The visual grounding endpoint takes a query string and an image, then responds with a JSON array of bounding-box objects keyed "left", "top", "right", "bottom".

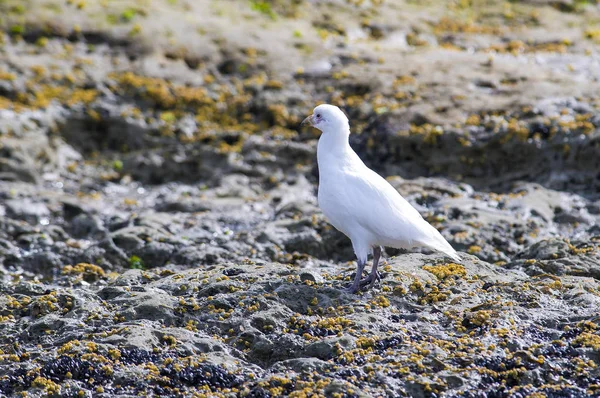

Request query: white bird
[{"left": 302, "top": 104, "right": 460, "bottom": 293}]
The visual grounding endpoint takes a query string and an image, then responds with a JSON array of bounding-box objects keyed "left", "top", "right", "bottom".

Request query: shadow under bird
[{"left": 302, "top": 104, "right": 461, "bottom": 294}]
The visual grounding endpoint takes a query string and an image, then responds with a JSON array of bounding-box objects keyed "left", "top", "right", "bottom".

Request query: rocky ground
[{"left": 1, "top": 0, "right": 600, "bottom": 397}]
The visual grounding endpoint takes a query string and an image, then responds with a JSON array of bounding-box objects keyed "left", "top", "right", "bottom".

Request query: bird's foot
[
  {"left": 359, "top": 271, "right": 381, "bottom": 289},
  {"left": 344, "top": 266, "right": 382, "bottom": 294},
  {"left": 344, "top": 272, "right": 380, "bottom": 293},
  {"left": 344, "top": 283, "right": 360, "bottom": 294}
]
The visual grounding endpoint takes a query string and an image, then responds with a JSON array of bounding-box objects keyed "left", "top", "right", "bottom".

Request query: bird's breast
[{"left": 317, "top": 174, "right": 355, "bottom": 236}]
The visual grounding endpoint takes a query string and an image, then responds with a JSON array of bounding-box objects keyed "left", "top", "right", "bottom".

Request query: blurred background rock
[{"left": 1, "top": 1, "right": 600, "bottom": 397}]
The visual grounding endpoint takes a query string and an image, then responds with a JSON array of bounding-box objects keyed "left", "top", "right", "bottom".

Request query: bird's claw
[
  {"left": 359, "top": 271, "right": 381, "bottom": 289},
  {"left": 344, "top": 284, "right": 360, "bottom": 294},
  {"left": 344, "top": 270, "right": 382, "bottom": 294}
]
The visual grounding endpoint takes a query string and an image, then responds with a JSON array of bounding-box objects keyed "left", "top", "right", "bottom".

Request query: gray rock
[
  {"left": 271, "top": 357, "right": 331, "bottom": 373},
  {"left": 70, "top": 213, "right": 106, "bottom": 239},
  {"left": 0, "top": 2, "right": 599, "bottom": 397},
  {"left": 5, "top": 198, "right": 50, "bottom": 223},
  {"left": 133, "top": 241, "right": 176, "bottom": 268},
  {"left": 299, "top": 271, "right": 324, "bottom": 284},
  {"left": 517, "top": 238, "right": 571, "bottom": 260}
]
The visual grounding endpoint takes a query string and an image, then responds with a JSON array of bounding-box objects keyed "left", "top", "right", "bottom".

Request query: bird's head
[{"left": 301, "top": 104, "right": 349, "bottom": 133}]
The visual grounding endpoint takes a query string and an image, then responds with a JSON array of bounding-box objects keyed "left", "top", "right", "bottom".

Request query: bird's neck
[{"left": 317, "top": 128, "right": 354, "bottom": 167}]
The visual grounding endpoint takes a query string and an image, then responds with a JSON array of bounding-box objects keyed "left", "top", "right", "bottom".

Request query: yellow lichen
[
  {"left": 32, "top": 376, "right": 60, "bottom": 395},
  {"left": 62, "top": 263, "right": 105, "bottom": 281},
  {"left": 574, "top": 332, "right": 600, "bottom": 350},
  {"left": 467, "top": 245, "right": 482, "bottom": 254},
  {"left": 423, "top": 263, "right": 466, "bottom": 280}
]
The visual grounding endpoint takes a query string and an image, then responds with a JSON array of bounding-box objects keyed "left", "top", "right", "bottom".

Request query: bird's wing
[{"left": 344, "top": 167, "right": 460, "bottom": 261}]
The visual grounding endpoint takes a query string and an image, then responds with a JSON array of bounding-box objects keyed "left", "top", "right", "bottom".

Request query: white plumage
[{"left": 302, "top": 104, "right": 460, "bottom": 293}]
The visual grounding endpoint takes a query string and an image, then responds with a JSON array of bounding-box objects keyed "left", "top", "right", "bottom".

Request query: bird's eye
[{"left": 316, "top": 113, "right": 321, "bottom": 118}]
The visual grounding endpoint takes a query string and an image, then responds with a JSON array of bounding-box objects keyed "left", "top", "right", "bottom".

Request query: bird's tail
[
  {"left": 422, "top": 225, "right": 461, "bottom": 263},
  {"left": 442, "top": 246, "right": 461, "bottom": 263}
]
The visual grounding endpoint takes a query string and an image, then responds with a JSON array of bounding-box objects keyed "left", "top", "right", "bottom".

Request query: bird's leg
[
  {"left": 345, "top": 259, "right": 366, "bottom": 294},
  {"left": 360, "top": 246, "right": 382, "bottom": 289}
]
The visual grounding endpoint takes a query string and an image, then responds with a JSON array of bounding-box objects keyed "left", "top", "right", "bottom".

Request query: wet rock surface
[{"left": 1, "top": 0, "right": 600, "bottom": 397}]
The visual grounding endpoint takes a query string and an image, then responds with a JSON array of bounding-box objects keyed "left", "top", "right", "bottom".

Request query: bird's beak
[{"left": 301, "top": 114, "right": 314, "bottom": 127}]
